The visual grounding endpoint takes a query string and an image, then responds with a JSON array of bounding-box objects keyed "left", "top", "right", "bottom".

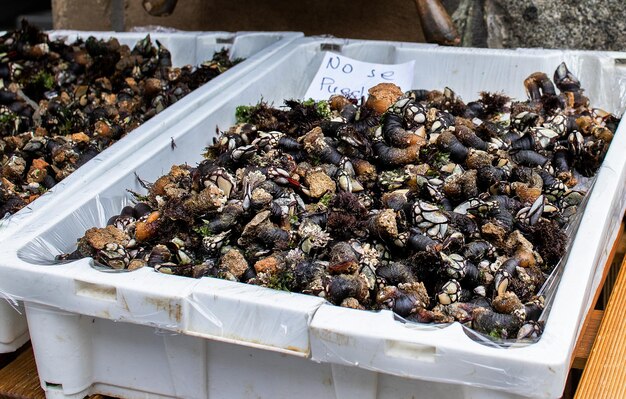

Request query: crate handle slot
[
  {"left": 320, "top": 43, "right": 342, "bottom": 52},
  {"left": 216, "top": 37, "right": 235, "bottom": 44},
  {"left": 74, "top": 280, "right": 117, "bottom": 302},
  {"left": 384, "top": 339, "right": 436, "bottom": 363}
]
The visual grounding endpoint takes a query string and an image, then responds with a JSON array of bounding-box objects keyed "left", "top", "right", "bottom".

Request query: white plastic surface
[
  {"left": 2, "top": 37, "right": 626, "bottom": 397},
  {"left": 0, "top": 30, "right": 301, "bottom": 353},
  {"left": 0, "top": 301, "right": 28, "bottom": 352},
  {"left": 25, "top": 303, "right": 527, "bottom": 399}
]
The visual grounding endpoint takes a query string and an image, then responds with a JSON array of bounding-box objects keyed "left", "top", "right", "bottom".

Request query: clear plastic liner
[
  {"left": 130, "top": 26, "right": 184, "bottom": 33},
  {"left": 1, "top": 38, "right": 626, "bottom": 397}
]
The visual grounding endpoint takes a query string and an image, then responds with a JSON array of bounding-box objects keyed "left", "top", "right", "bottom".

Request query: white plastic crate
[
  {"left": 2, "top": 37, "right": 626, "bottom": 398},
  {"left": 0, "top": 29, "right": 301, "bottom": 353}
]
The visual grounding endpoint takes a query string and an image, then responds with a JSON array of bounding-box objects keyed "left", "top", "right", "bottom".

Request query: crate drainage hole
[{"left": 45, "top": 382, "right": 63, "bottom": 389}]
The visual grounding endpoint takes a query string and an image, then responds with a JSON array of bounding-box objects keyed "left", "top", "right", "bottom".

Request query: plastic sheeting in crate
[
  {"left": 0, "top": 29, "right": 302, "bottom": 353},
  {"left": 2, "top": 37, "right": 626, "bottom": 398}
]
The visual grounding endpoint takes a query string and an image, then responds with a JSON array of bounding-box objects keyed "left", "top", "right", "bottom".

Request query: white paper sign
[{"left": 304, "top": 52, "right": 415, "bottom": 101}]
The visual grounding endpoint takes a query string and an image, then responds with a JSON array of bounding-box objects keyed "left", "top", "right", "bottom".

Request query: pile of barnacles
[
  {"left": 61, "top": 62, "right": 619, "bottom": 340},
  {"left": 0, "top": 22, "right": 241, "bottom": 216}
]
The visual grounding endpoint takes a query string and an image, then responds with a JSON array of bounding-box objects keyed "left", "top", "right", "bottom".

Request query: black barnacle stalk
[
  {"left": 277, "top": 136, "right": 303, "bottom": 152},
  {"left": 293, "top": 260, "right": 325, "bottom": 292},
  {"left": 491, "top": 207, "right": 515, "bottom": 231},
  {"left": 523, "top": 299, "right": 544, "bottom": 322},
  {"left": 463, "top": 101, "right": 485, "bottom": 119},
  {"left": 472, "top": 307, "right": 523, "bottom": 339},
  {"left": 509, "top": 134, "right": 535, "bottom": 152},
  {"left": 147, "top": 244, "right": 172, "bottom": 267},
  {"left": 256, "top": 223, "right": 292, "bottom": 250},
  {"left": 517, "top": 321, "right": 543, "bottom": 340},
  {"left": 537, "top": 169, "right": 566, "bottom": 200},
  {"left": 437, "top": 131, "right": 468, "bottom": 163},
  {"left": 407, "top": 229, "right": 441, "bottom": 252},
  {"left": 454, "top": 125, "right": 487, "bottom": 151},
  {"left": 494, "top": 258, "right": 519, "bottom": 296},
  {"left": 463, "top": 261, "right": 482, "bottom": 287},
  {"left": 156, "top": 40, "right": 173, "bottom": 74},
  {"left": 340, "top": 103, "right": 358, "bottom": 122},
  {"left": 352, "top": 114, "right": 381, "bottom": 135},
  {"left": 382, "top": 112, "right": 422, "bottom": 148},
  {"left": 553, "top": 62, "right": 581, "bottom": 93},
  {"left": 524, "top": 72, "right": 556, "bottom": 102},
  {"left": 317, "top": 141, "right": 344, "bottom": 165},
  {"left": 476, "top": 166, "right": 508, "bottom": 191},
  {"left": 448, "top": 211, "right": 479, "bottom": 237},
  {"left": 318, "top": 120, "right": 347, "bottom": 136},
  {"left": 552, "top": 148, "right": 571, "bottom": 174},
  {"left": 372, "top": 140, "right": 420, "bottom": 166},
  {"left": 405, "top": 89, "right": 430, "bottom": 102},
  {"left": 391, "top": 290, "right": 420, "bottom": 317},
  {"left": 462, "top": 240, "right": 495, "bottom": 263},
  {"left": 326, "top": 274, "right": 368, "bottom": 305},
  {"left": 510, "top": 111, "right": 540, "bottom": 134},
  {"left": 304, "top": 212, "right": 328, "bottom": 228},
  {"left": 511, "top": 150, "right": 550, "bottom": 168},
  {"left": 489, "top": 195, "right": 522, "bottom": 214},
  {"left": 376, "top": 262, "right": 416, "bottom": 286}
]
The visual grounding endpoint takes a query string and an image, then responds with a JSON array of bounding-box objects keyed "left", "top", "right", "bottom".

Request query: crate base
[
  {"left": 25, "top": 303, "right": 530, "bottom": 399},
  {"left": 0, "top": 330, "right": 29, "bottom": 353},
  {"left": 0, "top": 300, "right": 29, "bottom": 354}
]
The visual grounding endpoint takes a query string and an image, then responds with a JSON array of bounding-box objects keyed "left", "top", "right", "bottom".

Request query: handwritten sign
[{"left": 304, "top": 52, "right": 415, "bottom": 101}]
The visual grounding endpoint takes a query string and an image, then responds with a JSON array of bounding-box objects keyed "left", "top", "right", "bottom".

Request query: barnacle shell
[
  {"left": 340, "top": 297, "right": 365, "bottom": 309},
  {"left": 465, "top": 149, "right": 494, "bottom": 170},
  {"left": 511, "top": 182, "right": 542, "bottom": 204},
  {"left": 135, "top": 211, "right": 161, "bottom": 242},
  {"left": 329, "top": 95, "right": 352, "bottom": 111},
  {"left": 492, "top": 291, "right": 524, "bottom": 314},
  {"left": 365, "top": 83, "right": 403, "bottom": 114},
  {"left": 369, "top": 209, "right": 399, "bottom": 240},
  {"left": 220, "top": 248, "right": 249, "bottom": 278},
  {"left": 2, "top": 155, "right": 26, "bottom": 180},
  {"left": 26, "top": 158, "right": 49, "bottom": 184},
  {"left": 254, "top": 255, "right": 283, "bottom": 275},
  {"left": 82, "top": 225, "right": 129, "bottom": 250},
  {"left": 442, "top": 170, "right": 478, "bottom": 201},
  {"left": 304, "top": 168, "right": 336, "bottom": 199},
  {"left": 183, "top": 182, "right": 227, "bottom": 214},
  {"left": 328, "top": 241, "right": 359, "bottom": 274}
]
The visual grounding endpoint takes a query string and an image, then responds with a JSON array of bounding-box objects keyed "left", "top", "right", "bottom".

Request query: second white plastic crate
[{"left": 2, "top": 37, "right": 626, "bottom": 398}]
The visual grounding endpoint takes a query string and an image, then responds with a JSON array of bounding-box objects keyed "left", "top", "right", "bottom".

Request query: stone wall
[
  {"left": 446, "top": 0, "right": 626, "bottom": 50},
  {"left": 52, "top": 0, "right": 426, "bottom": 43},
  {"left": 52, "top": 0, "right": 626, "bottom": 50}
]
